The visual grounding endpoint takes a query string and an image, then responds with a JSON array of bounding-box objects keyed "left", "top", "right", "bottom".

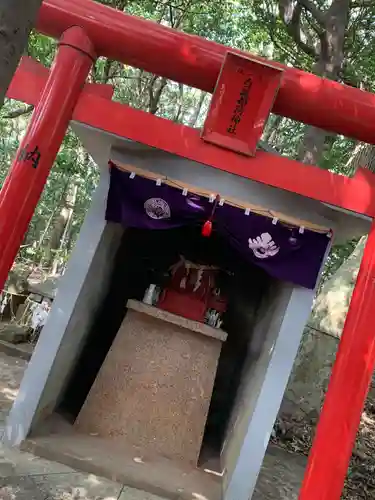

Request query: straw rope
[{"left": 110, "top": 160, "right": 331, "bottom": 234}]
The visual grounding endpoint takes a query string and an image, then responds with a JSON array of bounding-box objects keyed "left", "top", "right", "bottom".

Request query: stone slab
[
  {"left": 127, "top": 299, "right": 227, "bottom": 342},
  {"left": 0, "top": 341, "right": 33, "bottom": 361},
  {"left": 22, "top": 431, "right": 221, "bottom": 500},
  {"left": 76, "top": 307, "right": 224, "bottom": 464},
  {"left": 0, "top": 325, "right": 29, "bottom": 345},
  {"left": 0, "top": 445, "right": 74, "bottom": 477},
  {"left": 119, "top": 486, "right": 167, "bottom": 500}
]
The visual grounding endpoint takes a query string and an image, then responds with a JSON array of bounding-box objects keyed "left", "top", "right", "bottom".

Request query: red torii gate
[{"left": 1, "top": 0, "right": 375, "bottom": 498}]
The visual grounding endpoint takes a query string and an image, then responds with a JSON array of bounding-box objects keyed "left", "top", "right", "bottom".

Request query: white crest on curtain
[
  {"left": 248, "top": 233, "right": 280, "bottom": 259},
  {"left": 144, "top": 198, "right": 171, "bottom": 220}
]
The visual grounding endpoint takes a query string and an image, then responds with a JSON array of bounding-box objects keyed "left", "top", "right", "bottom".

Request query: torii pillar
[{"left": 0, "top": 26, "right": 95, "bottom": 290}]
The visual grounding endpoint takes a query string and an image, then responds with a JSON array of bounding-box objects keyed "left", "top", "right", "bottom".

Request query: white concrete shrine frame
[{"left": 4, "top": 123, "right": 369, "bottom": 500}]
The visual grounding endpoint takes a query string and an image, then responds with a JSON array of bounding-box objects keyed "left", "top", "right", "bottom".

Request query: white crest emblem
[
  {"left": 144, "top": 198, "right": 171, "bottom": 220},
  {"left": 248, "top": 232, "right": 280, "bottom": 259}
]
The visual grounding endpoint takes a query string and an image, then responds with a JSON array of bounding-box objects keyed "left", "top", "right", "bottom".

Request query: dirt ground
[
  {"left": 273, "top": 403, "right": 375, "bottom": 499},
  {"left": 254, "top": 445, "right": 305, "bottom": 499},
  {"left": 0, "top": 349, "right": 307, "bottom": 498},
  {"left": 1, "top": 346, "right": 373, "bottom": 499},
  {"left": 0, "top": 351, "right": 27, "bottom": 430},
  {"left": 0, "top": 351, "right": 167, "bottom": 500}
]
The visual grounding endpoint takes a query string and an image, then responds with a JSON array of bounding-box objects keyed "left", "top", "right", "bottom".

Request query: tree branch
[
  {"left": 297, "top": 0, "right": 326, "bottom": 26},
  {"left": 279, "top": 1, "right": 318, "bottom": 58},
  {"left": 148, "top": 76, "right": 168, "bottom": 114},
  {"left": 350, "top": 0, "right": 373, "bottom": 7},
  {"left": 102, "top": 59, "right": 114, "bottom": 83},
  {"left": 2, "top": 104, "right": 34, "bottom": 119},
  {"left": 174, "top": 83, "right": 184, "bottom": 122}
]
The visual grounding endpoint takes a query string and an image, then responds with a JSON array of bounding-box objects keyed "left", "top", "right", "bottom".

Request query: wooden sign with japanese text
[{"left": 201, "top": 52, "right": 283, "bottom": 156}]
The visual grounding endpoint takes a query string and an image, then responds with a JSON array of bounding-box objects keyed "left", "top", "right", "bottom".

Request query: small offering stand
[{"left": 75, "top": 259, "right": 228, "bottom": 464}]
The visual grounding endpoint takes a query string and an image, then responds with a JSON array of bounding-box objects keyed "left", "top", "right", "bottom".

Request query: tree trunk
[
  {"left": 346, "top": 144, "right": 375, "bottom": 175},
  {"left": 295, "top": 0, "right": 351, "bottom": 165},
  {"left": 276, "top": 0, "right": 364, "bottom": 411},
  {"left": 0, "top": 0, "right": 43, "bottom": 108},
  {"left": 174, "top": 83, "right": 184, "bottom": 122},
  {"left": 275, "top": 0, "right": 372, "bottom": 434},
  {"left": 51, "top": 185, "right": 77, "bottom": 275},
  {"left": 188, "top": 92, "right": 206, "bottom": 128},
  {"left": 148, "top": 76, "right": 167, "bottom": 115},
  {"left": 297, "top": 126, "right": 327, "bottom": 165},
  {"left": 45, "top": 182, "right": 78, "bottom": 274},
  {"left": 263, "top": 115, "right": 283, "bottom": 144}
]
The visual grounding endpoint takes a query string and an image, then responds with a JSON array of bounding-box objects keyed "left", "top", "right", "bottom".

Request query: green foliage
[
  {"left": 27, "top": 32, "right": 56, "bottom": 68},
  {"left": 0, "top": 0, "right": 374, "bottom": 282}
]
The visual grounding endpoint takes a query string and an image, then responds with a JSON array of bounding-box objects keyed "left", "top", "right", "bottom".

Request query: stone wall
[
  {"left": 279, "top": 236, "right": 369, "bottom": 420},
  {"left": 280, "top": 327, "right": 339, "bottom": 418}
]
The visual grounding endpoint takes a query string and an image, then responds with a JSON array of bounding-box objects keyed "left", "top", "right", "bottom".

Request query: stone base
[
  {"left": 0, "top": 323, "right": 29, "bottom": 344},
  {"left": 22, "top": 426, "right": 222, "bottom": 500},
  {"left": 75, "top": 300, "right": 226, "bottom": 464}
]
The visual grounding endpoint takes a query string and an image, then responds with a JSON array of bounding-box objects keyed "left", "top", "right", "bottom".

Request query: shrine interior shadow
[{"left": 57, "top": 223, "right": 278, "bottom": 469}]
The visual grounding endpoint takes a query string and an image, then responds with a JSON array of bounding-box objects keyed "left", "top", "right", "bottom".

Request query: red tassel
[
  {"left": 201, "top": 194, "right": 220, "bottom": 237},
  {"left": 202, "top": 220, "right": 212, "bottom": 237}
]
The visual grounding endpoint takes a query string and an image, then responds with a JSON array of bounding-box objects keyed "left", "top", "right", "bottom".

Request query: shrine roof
[{"left": 72, "top": 122, "right": 371, "bottom": 244}]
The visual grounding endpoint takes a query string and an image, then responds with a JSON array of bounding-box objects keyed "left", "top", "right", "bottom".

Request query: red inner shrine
[
  {"left": 1, "top": 1, "right": 375, "bottom": 499},
  {"left": 157, "top": 259, "right": 227, "bottom": 324}
]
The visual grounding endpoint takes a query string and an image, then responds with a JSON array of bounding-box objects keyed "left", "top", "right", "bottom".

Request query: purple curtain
[{"left": 106, "top": 165, "right": 330, "bottom": 289}]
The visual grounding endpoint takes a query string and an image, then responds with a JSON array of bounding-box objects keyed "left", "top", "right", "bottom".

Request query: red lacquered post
[
  {"left": 299, "top": 222, "right": 375, "bottom": 500},
  {"left": 0, "top": 26, "right": 95, "bottom": 291}
]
